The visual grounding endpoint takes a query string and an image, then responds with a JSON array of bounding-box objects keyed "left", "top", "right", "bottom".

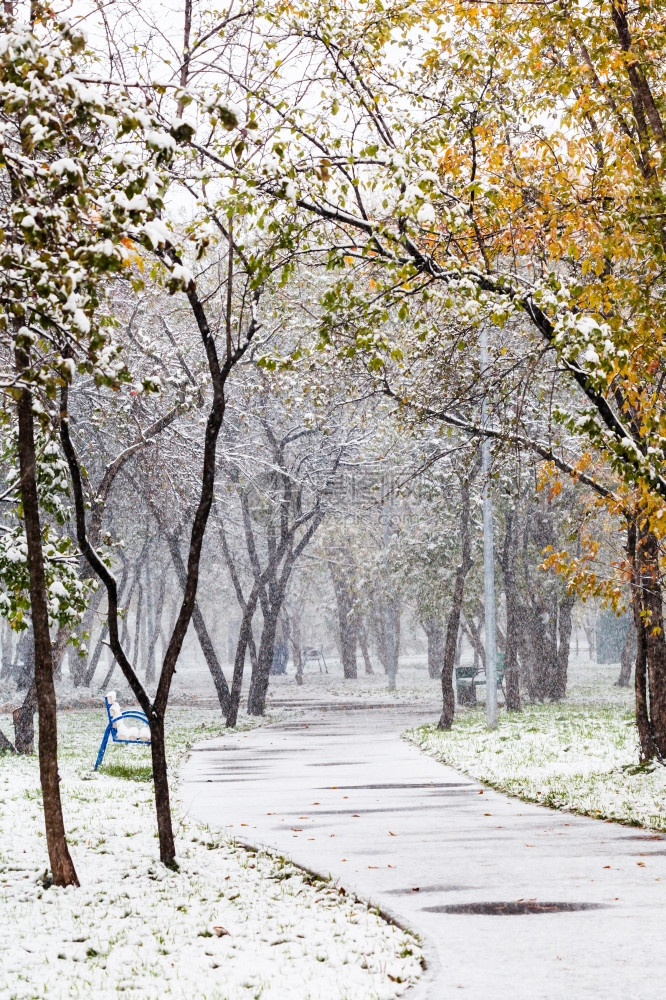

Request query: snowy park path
[{"left": 180, "top": 702, "right": 666, "bottom": 1000}]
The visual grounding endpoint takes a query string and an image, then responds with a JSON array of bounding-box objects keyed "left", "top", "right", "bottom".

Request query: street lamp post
[{"left": 480, "top": 326, "right": 498, "bottom": 730}]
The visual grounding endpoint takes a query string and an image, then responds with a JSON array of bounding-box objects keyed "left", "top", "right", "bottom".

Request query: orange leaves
[
  {"left": 120, "top": 237, "right": 145, "bottom": 273},
  {"left": 540, "top": 523, "right": 629, "bottom": 610},
  {"left": 536, "top": 462, "right": 564, "bottom": 503}
]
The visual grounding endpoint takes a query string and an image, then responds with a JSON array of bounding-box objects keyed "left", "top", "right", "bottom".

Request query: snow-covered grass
[
  {"left": 0, "top": 708, "right": 422, "bottom": 1000},
  {"left": 408, "top": 693, "right": 666, "bottom": 831},
  {"left": 267, "top": 656, "right": 440, "bottom": 706}
]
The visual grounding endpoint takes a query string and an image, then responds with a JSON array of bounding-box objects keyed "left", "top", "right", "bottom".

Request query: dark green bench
[{"left": 455, "top": 652, "right": 506, "bottom": 705}]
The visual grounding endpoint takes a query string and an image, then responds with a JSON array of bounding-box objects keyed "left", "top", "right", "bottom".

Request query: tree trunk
[
  {"left": 242, "top": 511, "right": 321, "bottom": 716},
  {"left": 338, "top": 622, "right": 358, "bottom": 678},
  {"left": 87, "top": 622, "right": 109, "bottom": 687},
  {"left": 100, "top": 559, "right": 142, "bottom": 690},
  {"left": 145, "top": 567, "right": 167, "bottom": 686},
  {"left": 192, "top": 600, "right": 231, "bottom": 715},
  {"left": 423, "top": 618, "right": 445, "bottom": 680},
  {"left": 132, "top": 576, "right": 144, "bottom": 676},
  {"left": 292, "top": 616, "right": 303, "bottom": 685},
  {"left": 454, "top": 629, "right": 462, "bottom": 672},
  {"left": 384, "top": 594, "right": 400, "bottom": 690},
  {"left": 439, "top": 480, "right": 473, "bottom": 730},
  {"left": 70, "top": 586, "right": 104, "bottom": 686},
  {"left": 582, "top": 614, "right": 597, "bottom": 661},
  {"left": 641, "top": 529, "right": 666, "bottom": 757},
  {"left": 14, "top": 626, "right": 34, "bottom": 689},
  {"left": 143, "top": 562, "right": 154, "bottom": 681},
  {"left": 373, "top": 589, "right": 400, "bottom": 690},
  {"left": 522, "top": 601, "right": 556, "bottom": 702},
  {"left": 13, "top": 689, "right": 37, "bottom": 754},
  {"left": 551, "top": 593, "right": 575, "bottom": 701},
  {"left": 372, "top": 592, "right": 389, "bottom": 673},
  {"left": 282, "top": 605, "right": 304, "bottom": 685},
  {"left": 87, "top": 563, "right": 130, "bottom": 687},
  {"left": 149, "top": 713, "right": 175, "bottom": 867},
  {"left": 247, "top": 600, "right": 281, "bottom": 715},
  {"left": 628, "top": 521, "right": 651, "bottom": 758},
  {"left": 329, "top": 555, "right": 358, "bottom": 679},
  {"left": 0, "top": 621, "right": 14, "bottom": 679},
  {"left": 17, "top": 360, "right": 78, "bottom": 886},
  {"left": 514, "top": 603, "right": 537, "bottom": 703},
  {"left": 13, "top": 625, "right": 69, "bottom": 754},
  {"left": 0, "top": 727, "right": 16, "bottom": 753},
  {"left": 462, "top": 607, "right": 486, "bottom": 666},
  {"left": 226, "top": 586, "right": 260, "bottom": 727},
  {"left": 167, "top": 535, "right": 230, "bottom": 715},
  {"left": 632, "top": 524, "right": 666, "bottom": 759},
  {"left": 616, "top": 619, "right": 637, "bottom": 687},
  {"left": 500, "top": 511, "right": 521, "bottom": 712},
  {"left": 357, "top": 618, "right": 373, "bottom": 674}
]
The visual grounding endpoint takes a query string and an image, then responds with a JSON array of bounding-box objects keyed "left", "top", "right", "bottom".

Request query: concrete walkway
[{"left": 180, "top": 703, "right": 666, "bottom": 999}]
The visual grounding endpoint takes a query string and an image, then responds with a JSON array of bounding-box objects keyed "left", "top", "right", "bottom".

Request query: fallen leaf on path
[
  {"left": 291, "top": 827, "right": 303, "bottom": 833},
  {"left": 637, "top": 861, "right": 646, "bottom": 867},
  {"left": 368, "top": 865, "right": 379, "bottom": 869},
  {"left": 484, "top": 813, "right": 492, "bottom": 817},
  {"left": 389, "top": 831, "right": 396, "bottom": 836}
]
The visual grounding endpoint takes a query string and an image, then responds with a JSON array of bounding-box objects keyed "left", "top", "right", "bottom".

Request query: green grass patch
[
  {"left": 101, "top": 761, "right": 154, "bottom": 782},
  {"left": 407, "top": 701, "right": 666, "bottom": 831}
]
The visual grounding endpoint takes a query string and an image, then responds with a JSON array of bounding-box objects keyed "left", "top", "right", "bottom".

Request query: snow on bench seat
[{"left": 94, "top": 691, "right": 151, "bottom": 770}]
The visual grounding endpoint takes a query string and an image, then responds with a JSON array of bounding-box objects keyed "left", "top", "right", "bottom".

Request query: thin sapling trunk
[{"left": 17, "top": 348, "right": 78, "bottom": 887}]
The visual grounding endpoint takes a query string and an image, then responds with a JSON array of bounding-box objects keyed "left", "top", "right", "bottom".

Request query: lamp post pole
[{"left": 480, "top": 326, "right": 498, "bottom": 730}]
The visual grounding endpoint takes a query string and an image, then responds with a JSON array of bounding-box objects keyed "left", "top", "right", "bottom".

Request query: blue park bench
[{"left": 95, "top": 692, "right": 151, "bottom": 770}]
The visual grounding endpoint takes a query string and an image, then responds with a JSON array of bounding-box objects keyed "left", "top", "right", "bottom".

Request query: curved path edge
[
  {"left": 180, "top": 704, "right": 666, "bottom": 1000},
  {"left": 224, "top": 833, "right": 440, "bottom": 1000}
]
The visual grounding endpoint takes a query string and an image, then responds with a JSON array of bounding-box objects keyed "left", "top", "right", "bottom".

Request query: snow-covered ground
[
  {"left": 408, "top": 659, "right": 666, "bottom": 831},
  {"left": 0, "top": 651, "right": 441, "bottom": 716},
  {"left": 262, "top": 655, "right": 441, "bottom": 709},
  {"left": 0, "top": 708, "right": 422, "bottom": 1000}
]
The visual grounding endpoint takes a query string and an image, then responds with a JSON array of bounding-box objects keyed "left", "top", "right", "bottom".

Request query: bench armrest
[{"left": 113, "top": 711, "right": 150, "bottom": 726}]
